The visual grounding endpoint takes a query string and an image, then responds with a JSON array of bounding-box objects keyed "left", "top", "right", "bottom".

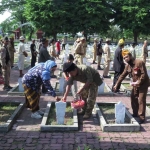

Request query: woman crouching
[{"left": 22, "top": 60, "right": 59, "bottom": 119}]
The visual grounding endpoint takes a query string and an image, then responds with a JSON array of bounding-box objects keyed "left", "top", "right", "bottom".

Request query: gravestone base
[
  {"left": 7, "top": 84, "right": 24, "bottom": 96},
  {"left": 41, "top": 102, "right": 78, "bottom": 131},
  {"left": 0, "top": 101, "right": 25, "bottom": 132},
  {"left": 95, "top": 102, "right": 140, "bottom": 132}
]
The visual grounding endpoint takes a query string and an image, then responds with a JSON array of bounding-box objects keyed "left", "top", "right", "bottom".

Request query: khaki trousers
[
  {"left": 2, "top": 63, "right": 11, "bottom": 87},
  {"left": 93, "top": 51, "right": 96, "bottom": 61},
  {"left": 131, "top": 87, "right": 148, "bottom": 120},
  {"left": 10, "top": 52, "right": 14, "bottom": 66},
  {"left": 76, "top": 54, "right": 83, "bottom": 65},
  {"left": 103, "top": 55, "right": 110, "bottom": 76}
]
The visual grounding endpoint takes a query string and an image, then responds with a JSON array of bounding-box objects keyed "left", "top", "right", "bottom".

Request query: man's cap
[
  {"left": 118, "top": 39, "right": 125, "bottom": 45},
  {"left": 106, "top": 38, "right": 110, "bottom": 42},
  {"left": 122, "top": 49, "right": 130, "bottom": 57},
  {"left": 41, "top": 37, "right": 47, "bottom": 43},
  {"left": 19, "top": 36, "right": 25, "bottom": 40},
  {"left": 94, "top": 38, "right": 98, "bottom": 41},
  {"left": 67, "top": 54, "right": 74, "bottom": 61},
  {"left": 63, "top": 62, "right": 76, "bottom": 72}
]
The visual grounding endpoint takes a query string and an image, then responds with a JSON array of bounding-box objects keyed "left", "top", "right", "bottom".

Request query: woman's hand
[{"left": 61, "top": 96, "right": 67, "bottom": 102}]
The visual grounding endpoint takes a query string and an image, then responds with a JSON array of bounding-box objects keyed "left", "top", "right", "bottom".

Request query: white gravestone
[
  {"left": 115, "top": 101, "right": 125, "bottom": 124},
  {"left": 55, "top": 101, "right": 66, "bottom": 124},
  {"left": 147, "top": 70, "right": 150, "bottom": 78},
  {"left": 86, "top": 61, "right": 91, "bottom": 66},
  {"left": 18, "top": 78, "right": 24, "bottom": 92},
  {"left": 98, "top": 82, "right": 104, "bottom": 94},
  {"left": 83, "top": 57, "right": 87, "bottom": 65},
  {"left": 59, "top": 78, "right": 65, "bottom": 92}
]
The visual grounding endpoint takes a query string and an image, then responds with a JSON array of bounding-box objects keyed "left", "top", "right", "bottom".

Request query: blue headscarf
[{"left": 42, "top": 60, "right": 57, "bottom": 80}]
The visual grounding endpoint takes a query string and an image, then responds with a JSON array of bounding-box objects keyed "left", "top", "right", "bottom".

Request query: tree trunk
[
  {"left": 53, "top": 33, "right": 57, "bottom": 41},
  {"left": 133, "top": 30, "right": 139, "bottom": 43},
  {"left": 29, "top": 28, "right": 34, "bottom": 40}
]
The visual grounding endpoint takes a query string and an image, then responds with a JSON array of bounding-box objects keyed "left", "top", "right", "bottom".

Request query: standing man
[
  {"left": 92, "top": 38, "right": 97, "bottom": 64},
  {"left": 97, "top": 38, "right": 103, "bottom": 70},
  {"left": 30, "top": 39, "right": 37, "bottom": 67},
  {"left": 74, "top": 37, "right": 85, "bottom": 65},
  {"left": 142, "top": 40, "right": 149, "bottom": 63},
  {"left": 103, "top": 38, "right": 111, "bottom": 78},
  {"left": 8, "top": 36, "right": 15, "bottom": 68},
  {"left": 38, "top": 38, "right": 53, "bottom": 63},
  {"left": 112, "top": 39, "right": 125, "bottom": 92},
  {"left": 62, "top": 37, "right": 66, "bottom": 50},
  {"left": 0, "top": 37, "right": 12, "bottom": 91},
  {"left": 62, "top": 62, "right": 103, "bottom": 119},
  {"left": 18, "top": 36, "right": 28, "bottom": 77},
  {"left": 130, "top": 42, "right": 137, "bottom": 59},
  {"left": 82, "top": 38, "right": 87, "bottom": 57},
  {"left": 114, "top": 49, "right": 149, "bottom": 124}
]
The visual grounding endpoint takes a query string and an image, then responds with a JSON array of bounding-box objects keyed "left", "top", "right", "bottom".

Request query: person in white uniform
[{"left": 18, "top": 36, "right": 28, "bottom": 77}]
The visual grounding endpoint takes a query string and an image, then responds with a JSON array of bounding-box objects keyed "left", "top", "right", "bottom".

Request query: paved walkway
[{"left": 0, "top": 60, "right": 150, "bottom": 150}]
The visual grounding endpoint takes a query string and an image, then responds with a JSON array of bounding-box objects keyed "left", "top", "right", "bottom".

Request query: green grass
[
  {"left": 46, "top": 103, "right": 73, "bottom": 125},
  {"left": 122, "top": 83, "right": 132, "bottom": 90},
  {"left": 0, "top": 103, "right": 19, "bottom": 125},
  {"left": 98, "top": 104, "right": 130, "bottom": 124}
]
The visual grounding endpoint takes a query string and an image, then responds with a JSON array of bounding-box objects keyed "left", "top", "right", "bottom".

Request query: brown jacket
[{"left": 116, "top": 59, "right": 149, "bottom": 90}]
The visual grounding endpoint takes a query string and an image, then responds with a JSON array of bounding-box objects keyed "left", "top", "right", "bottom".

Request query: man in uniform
[
  {"left": 103, "top": 38, "right": 111, "bottom": 78},
  {"left": 62, "top": 62, "right": 103, "bottom": 119},
  {"left": 130, "top": 42, "right": 137, "bottom": 59},
  {"left": 0, "top": 37, "right": 12, "bottom": 91},
  {"left": 97, "top": 38, "right": 103, "bottom": 70},
  {"left": 142, "top": 40, "right": 150, "bottom": 63},
  {"left": 8, "top": 36, "right": 15, "bottom": 68},
  {"left": 92, "top": 38, "right": 98, "bottom": 64},
  {"left": 112, "top": 39, "right": 125, "bottom": 92},
  {"left": 114, "top": 49, "right": 149, "bottom": 124},
  {"left": 74, "top": 37, "right": 85, "bottom": 65}
]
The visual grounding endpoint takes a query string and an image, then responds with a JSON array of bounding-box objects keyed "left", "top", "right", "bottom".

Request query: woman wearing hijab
[{"left": 22, "top": 60, "right": 59, "bottom": 119}]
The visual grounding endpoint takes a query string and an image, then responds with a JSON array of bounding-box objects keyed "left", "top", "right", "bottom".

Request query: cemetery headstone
[
  {"left": 98, "top": 82, "right": 104, "bottom": 94},
  {"left": 55, "top": 101, "right": 66, "bottom": 124},
  {"left": 18, "top": 78, "right": 24, "bottom": 92},
  {"left": 115, "top": 101, "right": 125, "bottom": 124}
]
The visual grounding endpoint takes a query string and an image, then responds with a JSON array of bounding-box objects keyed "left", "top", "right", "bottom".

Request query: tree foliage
[
  {"left": 112, "top": 0, "right": 150, "bottom": 42},
  {"left": 24, "top": 0, "right": 112, "bottom": 38}
]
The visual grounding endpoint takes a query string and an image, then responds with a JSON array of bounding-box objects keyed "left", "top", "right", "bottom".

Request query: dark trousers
[
  {"left": 131, "top": 87, "right": 148, "bottom": 120},
  {"left": 31, "top": 56, "right": 36, "bottom": 67},
  {"left": 62, "top": 44, "right": 66, "bottom": 50},
  {"left": 42, "top": 84, "right": 47, "bottom": 94},
  {"left": 112, "top": 71, "right": 123, "bottom": 91}
]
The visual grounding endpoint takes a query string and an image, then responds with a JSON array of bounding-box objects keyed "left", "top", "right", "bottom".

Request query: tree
[
  {"left": 24, "top": 0, "right": 112, "bottom": 39},
  {"left": 112, "top": 0, "right": 150, "bottom": 43}
]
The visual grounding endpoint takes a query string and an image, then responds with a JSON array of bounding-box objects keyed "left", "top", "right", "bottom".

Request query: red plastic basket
[
  {"left": 71, "top": 99, "right": 85, "bottom": 109},
  {"left": 0, "top": 76, "right": 4, "bottom": 84}
]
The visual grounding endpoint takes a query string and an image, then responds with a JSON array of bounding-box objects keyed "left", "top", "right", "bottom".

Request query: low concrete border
[
  {"left": 95, "top": 102, "right": 140, "bottom": 132},
  {"left": 98, "top": 83, "right": 114, "bottom": 96},
  {"left": 7, "top": 84, "right": 24, "bottom": 96},
  {"left": 0, "top": 101, "right": 25, "bottom": 132},
  {"left": 146, "top": 103, "right": 150, "bottom": 115},
  {"left": 41, "top": 102, "right": 78, "bottom": 131}
]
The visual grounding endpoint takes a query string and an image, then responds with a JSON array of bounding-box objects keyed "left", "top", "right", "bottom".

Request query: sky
[{"left": 0, "top": 11, "right": 11, "bottom": 24}]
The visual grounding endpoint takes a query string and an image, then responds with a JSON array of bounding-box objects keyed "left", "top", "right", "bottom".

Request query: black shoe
[
  {"left": 51, "top": 75, "right": 57, "bottom": 78},
  {"left": 103, "top": 75, "right": 111, "bottom": 78},
  {"left": 8, "top": 86, "right": 13, "bottom": 89},
  {"left": 3, "top": 87, "right": 10, "bottom": 91},
  {"left": 138, "top": 120, "right": 145, "bottom": 124}
]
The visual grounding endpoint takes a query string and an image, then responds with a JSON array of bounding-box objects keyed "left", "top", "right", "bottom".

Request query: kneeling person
[{"left": 62, "top": 62, "right": 103, "bottom": 119}]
